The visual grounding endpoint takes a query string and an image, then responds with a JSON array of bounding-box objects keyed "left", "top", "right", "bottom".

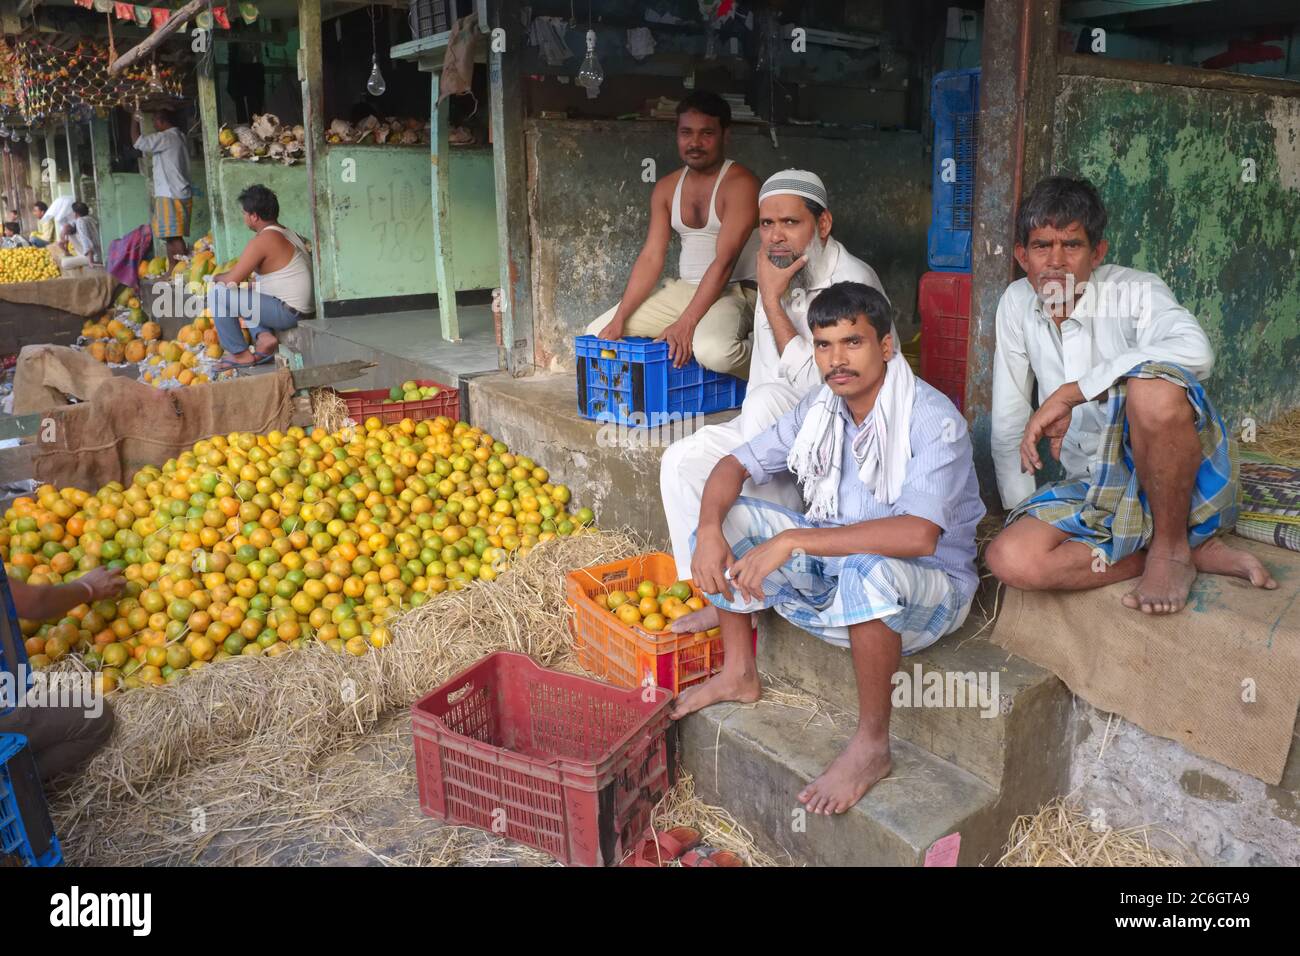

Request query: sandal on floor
[
  {"left": 619, "top": 826, "right": 703, "bottom": 867},
  {"left": 680, "top": 845, "right": 745, "bottom": 867}
]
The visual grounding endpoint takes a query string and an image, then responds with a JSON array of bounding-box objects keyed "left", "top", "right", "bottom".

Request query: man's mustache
[{"left": 824, "top": 368, "right": 856, "bottom": 381}]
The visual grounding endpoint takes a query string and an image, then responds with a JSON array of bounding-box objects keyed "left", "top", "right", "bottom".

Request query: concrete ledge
[
  {"left": 757, "top": 600, "right": 1072, "bottom": 795},
  {"left": 680, "top": 702, "right": 1002, "bottom": 866}
]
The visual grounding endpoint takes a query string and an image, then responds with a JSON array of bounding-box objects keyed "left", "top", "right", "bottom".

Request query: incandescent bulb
[
  {"left": 367, "top": 55, "right": 387, "bottom": 96},
  {"left": 576, "top": 30, "right": 604, "bottom": 100}
]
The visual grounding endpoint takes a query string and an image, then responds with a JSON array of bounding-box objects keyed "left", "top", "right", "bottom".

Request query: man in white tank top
[
  {"left": 583, "top": 90, "right": 761, "bottom": 377},
  {"left": 208, "top": 184, "right": 315, "bottom": 369}
]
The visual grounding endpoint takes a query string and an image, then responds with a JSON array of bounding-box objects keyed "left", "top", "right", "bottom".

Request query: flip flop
[
  {"left": 215, "top": 352, "right": 275, "bottom": 373},
  {"left": 619, "top": 826, "right": 703, "bottom": 867},
  {"left": 680, "top": 845, "right": 745, "bottom": 867}
]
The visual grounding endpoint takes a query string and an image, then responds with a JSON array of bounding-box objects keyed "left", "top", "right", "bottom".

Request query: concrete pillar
[
  {"left": 965, "top": 0, "right": 1059, "bottom": 506},
  {"left": 298, "top": 0, "right": 329, "bottom": 316},
  {"left": 430, "top": 74, "right": 459, "bottom": 341},
  {"left": 196, "top": 41, "right": 225, "bottom": 260}
]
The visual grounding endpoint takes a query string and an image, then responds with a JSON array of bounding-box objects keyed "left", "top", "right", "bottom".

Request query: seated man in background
[
  {"left": 675, "top": 282, "right": 984, "bottom": 815},
  {"left": 0, "top": 566, "right": 125, "bottom": 787},
  {"left": 209, "top": 184, "right": 315, "bottom": 369},
  {"left": 660, "top": 169, "right": 889, "bottom": 633},
  {"left": 583, "top": 90, "right": 760, "bottom": 376},
  {"left": 984, "top": 176, "right": 1275, "bottom": 614},
  {"left": 29, "top": 201, "right": 55, "bottom": 247}
]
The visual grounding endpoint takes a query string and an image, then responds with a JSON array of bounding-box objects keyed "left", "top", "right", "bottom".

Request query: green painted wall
[
  {"left": 97, "top": 173, "right": 151, "bottom": 245},
  {"left": 1055, "top": 76, "right": 1300, "bottom": 424},
  {"left": 211, "top": 159, "right": 311, "bottom": 263},
  {"left": 320, "top": 144, "right": 499, "bottom": 302}
]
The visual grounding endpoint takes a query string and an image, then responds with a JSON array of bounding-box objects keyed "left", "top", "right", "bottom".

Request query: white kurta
[{"left": 659, "top": 236, "right": 887, "bottom": 577}]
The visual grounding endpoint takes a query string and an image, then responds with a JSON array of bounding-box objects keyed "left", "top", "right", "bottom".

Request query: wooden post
[
  {"left": 195, "top": 41, "right": 226, "bottom": 260},
  {"left": 63, "top": 119, "right": 77, "bottom": 202},
  {"left": 430, "top": 75, "right": 459, "bottom": 341},
  {"left": 299, "top": 0, "right": 329, "bottom": 316},
  {"left": 108, "top": 0, "right": 206, "bottom": 74},
  {"left": 27, "top": 136, "right": 44, "bottom": 208},
  {"left": 89, "top": 117, "right": 114, "bottom": 252},
  {"left": 489, "top": 0, "right": 534, "bottom": 375},
  {"left": 964, "top": 0, "right": 1059, "bottom": 504}
]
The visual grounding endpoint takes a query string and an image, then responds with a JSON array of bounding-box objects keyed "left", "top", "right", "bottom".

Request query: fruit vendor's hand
[
  {"left": 596, "top": 316, "right": 624, "bottom": 342},
  {"left": 657, "top": 317, "right": 696, "bottom": 368},
  {"left": 76, "top": 566, "right": 128, "bottom": 602},
  {"left": 691, "top": 526, "right": 735, "bottom": 603},
  {"left": 726, "top": 533, "right": 792, "bottom": 606}
]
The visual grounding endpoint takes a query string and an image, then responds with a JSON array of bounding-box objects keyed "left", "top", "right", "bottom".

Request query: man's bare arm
[
  {"left": 212, "top": 233, "right": 267, "bottom": 286},
  {"left": 785, "top": 515, "right": 941, "bottom": 560}
]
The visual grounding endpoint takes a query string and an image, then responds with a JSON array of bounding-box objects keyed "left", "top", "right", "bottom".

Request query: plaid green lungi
[{"left": 1005, "top": 361, "right": 1238, "bottom": 563}]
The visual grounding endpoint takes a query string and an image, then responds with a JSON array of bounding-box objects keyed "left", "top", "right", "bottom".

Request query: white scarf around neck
[{"left": 786, "top": 355, "right": 916, "bottom": 521}]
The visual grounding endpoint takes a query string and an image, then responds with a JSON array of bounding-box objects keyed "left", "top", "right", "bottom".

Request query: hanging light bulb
[
  {"left": 576, "top": 30, "right": 603, "bottom": 99},
  {"left": 149, "top": 61, "right": 165, "bottom": 94},
  {"left": 366, "top": 7, "right": 386, "bottom": 96},
  {"left": 367, "top": 55, "right": 387, "bottom": 96}
]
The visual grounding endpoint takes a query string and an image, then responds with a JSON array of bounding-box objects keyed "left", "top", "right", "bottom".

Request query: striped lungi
[
  {"left": 1006, "top": 361, "right": 1238, "bottom": 563},
  {"left": 692, "top": 496, "right": 970, "bottom": 654},
  {"left": 152, "top": 197, "right": 192, "bottom": 240}
]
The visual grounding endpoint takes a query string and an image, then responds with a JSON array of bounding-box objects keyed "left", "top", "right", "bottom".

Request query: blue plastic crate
[
  {"left": 575, "top": 336, "right": 746, "bottom": 427},
  {"left": 0, "top": 565, "right": 30, "bottom": 719},
  {"left": 0, "top": 733, "right": 62, "bottom": 867},
  {"left": 928, "top": 68, "right": 980, "bottom": 272}
]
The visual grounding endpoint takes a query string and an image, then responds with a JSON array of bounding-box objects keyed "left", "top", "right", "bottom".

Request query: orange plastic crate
[
  {"left": 566, "top": 551, "right": 749, "bottom": 695},
  {"left": 336, "top": 379, "right": 460, "bottom": 425}
]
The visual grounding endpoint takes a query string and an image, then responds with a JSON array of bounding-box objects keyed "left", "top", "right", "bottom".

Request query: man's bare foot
[
  {"left": 1192, "top": 536, "right": 1278, "bottom": 590},
  {"left": 1121, "top": 548, "right": 1197, "bottom": 614},
  {"left": 668, "top": 663, "right": 760, "bottom": 719},
  {"left": 253, "top": 332, "right": 279, "bottom": 355},
  {"left": 798, "top": 731, "right": 892, "bottom": 815},
  {"left": 222, "top": 350, "right": 259, "bottom": 366},
  {"left": 670, "top": 604, "right": 719, "bottom": 633}
]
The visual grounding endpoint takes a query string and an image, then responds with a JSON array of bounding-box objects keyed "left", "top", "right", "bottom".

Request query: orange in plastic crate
[
  {"left": 566, "top": 551, "right": 752, "bottom": 694},
  {"left": 411, "top": 651, "right": 676, "bottom": 866},
  {"left": 336, "top": 379, "right": 460, "bottom": 425}
]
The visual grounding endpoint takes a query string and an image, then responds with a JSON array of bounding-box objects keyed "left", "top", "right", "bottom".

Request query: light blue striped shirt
[{"left": 730, "top": 379, "right": 986, "bottom": 603}]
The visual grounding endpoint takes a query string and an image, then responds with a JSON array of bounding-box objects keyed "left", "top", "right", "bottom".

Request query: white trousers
[{"left": 659, "top": 381, "right": 808, "bottom": 578}]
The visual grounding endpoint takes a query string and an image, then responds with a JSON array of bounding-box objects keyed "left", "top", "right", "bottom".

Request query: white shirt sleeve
[
  {"left": 134, "top": 131, "right": 162, "bottom": 153},
  {"left": 991, "top": 288, "right": 1040, "bottom": 510},
  {"left": 1075, "top": 276, "right": 1215, "bottom": 400},
  {"left": 777, "top": 333, "right": 819, "bottom": 392}
]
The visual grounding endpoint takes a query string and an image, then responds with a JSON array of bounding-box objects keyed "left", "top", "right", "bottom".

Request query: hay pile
[
  {"left": 308, "top": 387, "right": 352, "bottom": 435},
  {"left": 997, "top": 796, "right": 1189, "bottom": 867},
  {"left": 49, "top": 530, "right": 774, "bottom": 867},
  {"left": 1252, "top": 408, "right": 1300, "bottom": 465}
]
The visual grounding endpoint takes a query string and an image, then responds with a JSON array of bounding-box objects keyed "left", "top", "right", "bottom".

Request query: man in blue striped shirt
[{"left": 673, "top": 282, "right": 985, "bottom": 815}]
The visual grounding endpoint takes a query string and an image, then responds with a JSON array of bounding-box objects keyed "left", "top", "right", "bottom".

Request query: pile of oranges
[{"left": 2, "top": 416, "right": 595, "bottom": 692}]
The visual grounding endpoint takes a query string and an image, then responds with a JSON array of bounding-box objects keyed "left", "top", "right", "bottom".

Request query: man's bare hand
[
  {"left": 1020, "top": 396, "right": 1074, "bottom": 474},
  {"left": 76, "top": 566, "right": 128, "bottom": 602},
  {"left": 691, "top": 526, "right": 735, "bottom": 602},
  {"left": 757, "top": 251, "right": 807, "bottom": 306},
  {"left": 596, "top": 317, "right": 625, "bottom": 342},
  {"left": 656, "top": 317, "right": 696, "bottom": 368},
  {"left": 727, "top": 533, "right": 793, "bottom": 605}
]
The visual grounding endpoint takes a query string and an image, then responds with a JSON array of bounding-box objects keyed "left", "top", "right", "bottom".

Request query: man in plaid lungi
[
  {"left": 674, "top": 283, "right": 985, "bottom": 815},
  {"left": 984, "top": 177, "right": 1275, "bottom": 614},
  {"left": 132, "top": 109, "right": 193, "bottom": 267}
]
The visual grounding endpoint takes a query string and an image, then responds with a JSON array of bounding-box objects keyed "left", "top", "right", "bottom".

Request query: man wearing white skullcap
[{"left": 660, "top": 169, "right": 890, "bottom": 630}]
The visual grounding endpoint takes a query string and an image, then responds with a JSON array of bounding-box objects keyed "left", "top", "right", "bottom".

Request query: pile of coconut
[
  {"left": 326, "top": 114, "right": 429, "bottom": 146},
  {"left": 217, "top": 113, "right": 307, "bottom": 164}
]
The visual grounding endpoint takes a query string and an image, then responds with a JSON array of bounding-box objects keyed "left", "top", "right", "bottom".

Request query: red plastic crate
[
  {"left": 336, "top": 379, "right": 460, "bottom": 425},
  {"left": 411, "top": 651, "right": 676, "bottom": 867},
  {"left": 565, "top": 551, "right": 755, "bottom": 694},
  {"left": 918, "top": 271, "right": 972, "bottom": 412}
]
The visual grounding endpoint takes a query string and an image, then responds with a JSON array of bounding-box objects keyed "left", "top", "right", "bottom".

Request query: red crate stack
[{"left": 918, "top": 271, "right": 972, "bottom": 412}]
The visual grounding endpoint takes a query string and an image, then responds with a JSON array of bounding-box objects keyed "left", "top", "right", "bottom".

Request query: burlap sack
[
  {"left": 0, "top": 270, "right": 114, "bottom": 317},
  {"left": 11, "top": 345, "right": 117, "bottom": 415},
  {"left": 32, "top": 370, "right": 297, "bottom": 490},
  {"left": 992, "top": 535, "right": 1300, "bottom": 784}
]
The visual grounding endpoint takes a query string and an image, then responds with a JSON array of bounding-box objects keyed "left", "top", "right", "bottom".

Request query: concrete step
[
  {"left": 757, "top": 599, "right": 1072, "bottom": 795},
  {"left": 679, "top": 700, "right": 1003, "bottom": 865}
]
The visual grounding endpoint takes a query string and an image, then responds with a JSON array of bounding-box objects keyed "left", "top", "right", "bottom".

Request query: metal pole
[{"left": 64, "top": 118, "right": 77, "bottom": 202}]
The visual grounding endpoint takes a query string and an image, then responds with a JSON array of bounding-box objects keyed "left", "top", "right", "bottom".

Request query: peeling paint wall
[
  {"left": 1055, "top": 76, "right": 1300, "bottom": 425},
  {"left": 526, "top": 120, "right": 930, "bottom": 370}
]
